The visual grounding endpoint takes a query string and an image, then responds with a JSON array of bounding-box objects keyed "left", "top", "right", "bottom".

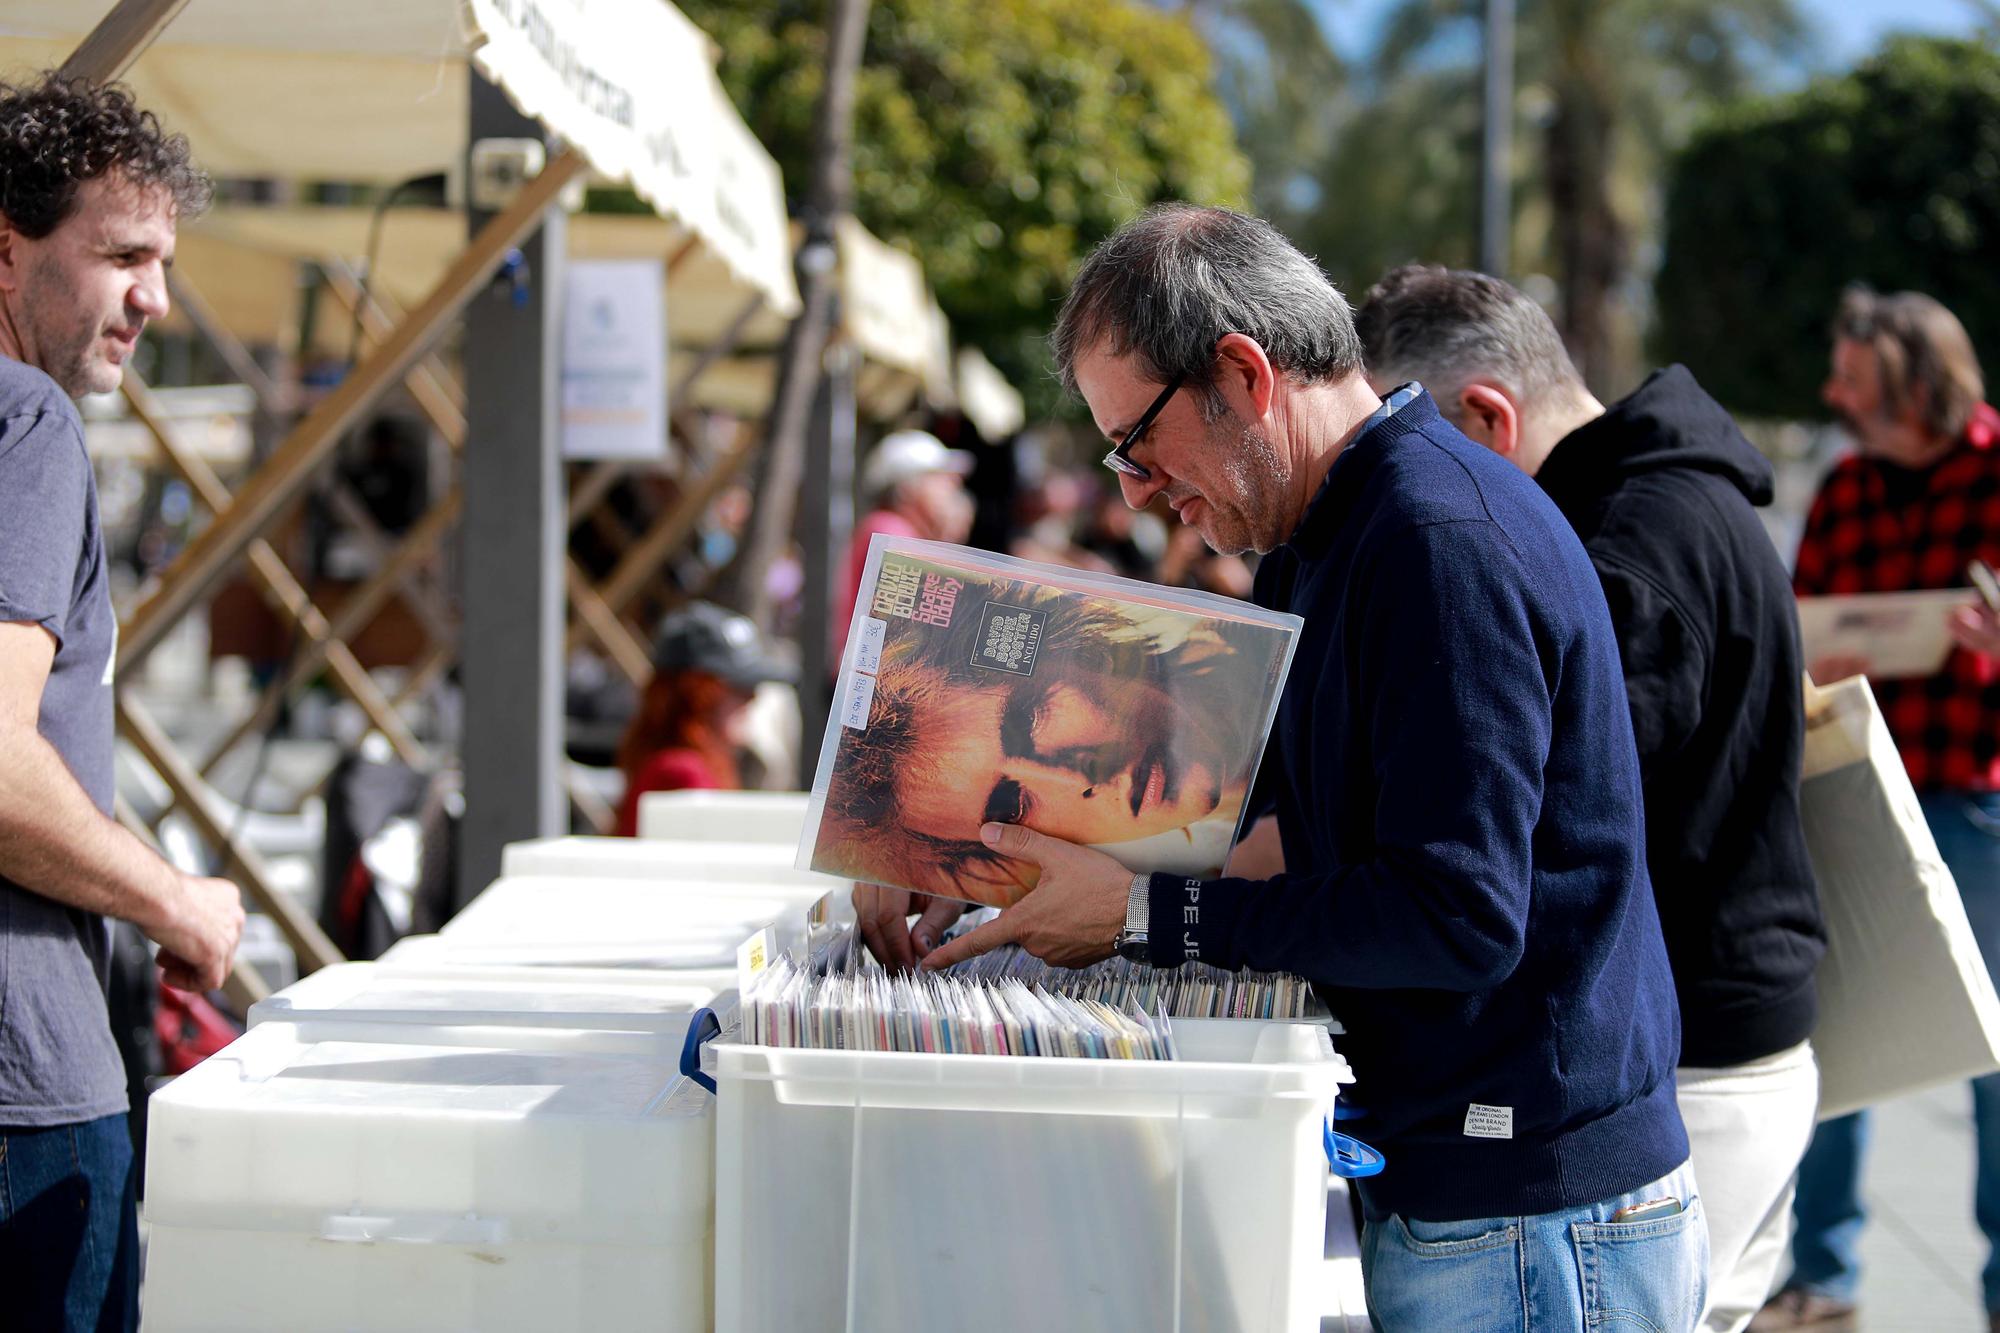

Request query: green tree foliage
[
  {"left": 1289, "top": 0, "right": 1801, "bottom": 394},
  {"left": 1656, "top": 36, "right": 2000, "bottom": 420},
  {"left": 1180, "top": 0, "right": 1349, "bottom": 237},
  {"left": 679, "top": 0, "right": 1250, "bottom": 414}
]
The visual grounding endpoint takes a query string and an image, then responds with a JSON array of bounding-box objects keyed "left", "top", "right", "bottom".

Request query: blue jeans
[
  {"left": 1360, "top": 1160, "right": 1708, "bottom": 1332},
  {"left": 1790, "top": 790, "right": 2000, "bottom": 1311},
  {"left": 0, "top": 1113, "right": 139, "bottom": 1332}
]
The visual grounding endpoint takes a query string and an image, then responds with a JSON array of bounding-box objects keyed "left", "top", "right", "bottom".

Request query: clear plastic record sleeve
[{"left": 798, "top": 536, "right": 1303, "bottom": 908}]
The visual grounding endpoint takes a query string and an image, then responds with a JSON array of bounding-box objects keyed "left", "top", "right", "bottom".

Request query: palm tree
[{"left": 1316, "top": 0, "right": 1805, "bottom": 393}]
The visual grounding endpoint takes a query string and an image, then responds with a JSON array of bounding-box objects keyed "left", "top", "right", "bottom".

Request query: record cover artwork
[{"left": 801, "top": 538, "right": 1300, "bottom": 907}]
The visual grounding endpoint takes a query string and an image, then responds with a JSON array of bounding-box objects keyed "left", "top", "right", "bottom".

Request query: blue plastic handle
[
  {"left": 1324, "top": 1120, "right": 1385, "bottom": 1179},
  {"left": 679, "top": 1006, "right": 721, "bottom": 1095}
]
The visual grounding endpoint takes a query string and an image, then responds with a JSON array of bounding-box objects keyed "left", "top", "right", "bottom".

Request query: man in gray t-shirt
[{"left": 0, "top": 75, "right": 242, "bottom": 1331}]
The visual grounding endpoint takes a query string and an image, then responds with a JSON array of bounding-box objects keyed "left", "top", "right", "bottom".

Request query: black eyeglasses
[{"left": 1101, "top": 370, "right": 1187, "bottom": 483}]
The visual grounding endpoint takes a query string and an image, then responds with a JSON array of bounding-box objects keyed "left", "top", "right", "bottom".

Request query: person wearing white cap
[{"left": 835, "top": 429, "right": 976, "bottom": 659}]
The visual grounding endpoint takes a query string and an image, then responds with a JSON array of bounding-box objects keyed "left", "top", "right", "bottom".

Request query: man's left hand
[{"left": 920, "top": 823, "right": 1133, "bottom": 970}]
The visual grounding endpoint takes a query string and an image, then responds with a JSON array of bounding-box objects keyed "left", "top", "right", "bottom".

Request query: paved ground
[{"left": 1320, "top": 1079, "right": 1991, "bottom": 1332}]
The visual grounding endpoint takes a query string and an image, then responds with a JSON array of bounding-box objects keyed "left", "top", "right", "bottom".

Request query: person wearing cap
[
  {"left": 835, "top": 429, "right": 976, "bottom": 660},
  {"left": 613, "top": 602, "right": 797, "bottom": 835}
]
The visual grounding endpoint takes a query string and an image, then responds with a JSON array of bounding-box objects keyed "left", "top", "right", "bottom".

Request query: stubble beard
[
  {"left": 23, "top": 253, "right": 110, "bottom": 398},
  {"left": 1198, "top": 416, "right": 1290, "bottom": 556}
]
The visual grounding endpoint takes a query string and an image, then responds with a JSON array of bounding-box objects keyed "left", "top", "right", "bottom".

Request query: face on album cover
[{"left": 808, "top": 543, "right": 1296, "bottom": 907}]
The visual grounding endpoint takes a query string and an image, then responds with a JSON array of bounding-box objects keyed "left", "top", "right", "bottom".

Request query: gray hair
[
  {"left": 1050, "top": 204, "right": 1362, "bottom": 416},
  {"left": 1354, "top": 265, "right": 1586, "bottom": 420}
]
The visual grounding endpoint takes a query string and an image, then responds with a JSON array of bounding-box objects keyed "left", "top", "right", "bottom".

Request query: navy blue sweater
[{"left": 1148, "top": 390, "right": 1686, "bottom": 1221}]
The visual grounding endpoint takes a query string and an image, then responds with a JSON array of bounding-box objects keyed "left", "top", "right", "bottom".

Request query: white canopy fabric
[
  {"left": 168, "top": 206, "right": 792, "bottom": 361},
  {"left": 0, "top": 0, "right": 798, "bottom": 318},
  {"left": 956, "top": 347, "right": 1027, "bottom": 441},
  {"left": 169, "top": 206, "right": 963, "bottom": 423}
]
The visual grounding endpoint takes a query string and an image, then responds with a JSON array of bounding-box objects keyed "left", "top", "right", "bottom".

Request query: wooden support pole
[
  {"left": 320, "top": 262, "right": 470, "bottom": 433},
  {"left": 166, "top": 271, "right": 287, "bottom": 409},
  {"left": 566, "top": 463, "right": 630, "bottom": 529},
  {"left": 568, "top": 425, "right": 760, "bottom": 651},
  {"left": 117, "top": 696, "right": 343, "bottom": 976},
  {"left": 564, "top": 558, "right": 652, "bottom": 686},
  {"left": 565, "top": 773, "right": 615, "bottom": 835},
  {"left": 199, "top": 490, "right": 463, "bottom": 779},
  {"left": 119, "top": 147, "right": 589, "bottom": 674},
  {"left": 391, "top": 644, "right": 454, "bottom": 709},
  {"left": 167, "top": 268, "right": 457, "bottom": 647},
  {"left": 60, "top": 0, "right": 189, "bottom": 83},
  {"left": 119, "top": 375, "right": 429, "bottom": 768},
  {"left": 113, "top": 794, "right": 271, "bottom": 1009},
  {"left": 321, "top": 482, "right": 458, "bottom": 638}
]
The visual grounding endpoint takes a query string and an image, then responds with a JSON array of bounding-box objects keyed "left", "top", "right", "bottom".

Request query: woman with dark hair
[{"left": 614, "top": 602, "right": 796, "bottom": 836}]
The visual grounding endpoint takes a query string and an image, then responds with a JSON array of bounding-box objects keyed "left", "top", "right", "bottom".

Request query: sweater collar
[{"left": 1283, "top": 383, "right": 1437, "bottom": 561}]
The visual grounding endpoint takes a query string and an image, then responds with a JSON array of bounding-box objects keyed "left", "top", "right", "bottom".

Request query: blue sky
[{"left": 1314, "top": 0, "right": 1989, "bottom": 69}]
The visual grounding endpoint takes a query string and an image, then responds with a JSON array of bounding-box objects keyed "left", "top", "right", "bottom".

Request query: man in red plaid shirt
[{"left": 1758, "top": 288, "right": 2000, "bottom": 1331}]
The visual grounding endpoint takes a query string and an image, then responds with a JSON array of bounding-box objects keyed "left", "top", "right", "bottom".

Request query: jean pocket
[
  {"left": 1366, "top": 1215, "right": 1525, "bottom": 1333},
  {"left": 1569, "top": 1197, "right": 1707, "bottom": 1332},
  {"left": 1395, "top": 1214, "right": 1520, "bottom": 1257}
]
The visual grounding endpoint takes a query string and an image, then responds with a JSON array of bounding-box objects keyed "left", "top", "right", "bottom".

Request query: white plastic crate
[
  {"left": 709, "top": 1017, "right": 1349, "bottom": 1333},
  {"left": 143, "top": 1021, "right": 713, "bottom": 1332},
  {"left": 370, "top": 936, "right": 744, "bottom": 995},
  {"left": 500, "top": 834, "right": 835, "bottom": 889},
  {"left": 637, "top": 790, "right": 809, "bottom": 845},
  {"left": 248, "top": 960, "right": 735, "bottom": 1056},
  {"left": 437, "top": 875, "right": 817, "bottom": 970}
]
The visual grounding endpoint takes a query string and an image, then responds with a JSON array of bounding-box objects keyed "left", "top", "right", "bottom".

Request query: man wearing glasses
[{"left": 920, "top": 204, "right": 1706, "bottom": 1331}]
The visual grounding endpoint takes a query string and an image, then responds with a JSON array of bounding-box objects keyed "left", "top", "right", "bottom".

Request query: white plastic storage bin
[
  {"left": 710, "top": 1018, "right": 1348, "bottom": 1333},
  {"left": 500, "top": 834, "right": 835, "bottom": 888},
  {"left": 143, "top": 1021, "right": 713, "bottom": 1332},
  {"left": 248, "top": 961, "right": 734, "bottom": 1055},
  {"left": 638, "top": 790, "right": 809, "bottom": 845},
  {"left": 438, "top": 875, "right": 815, "bottom": 969},
  {"left": 371, "top": 936, "right": 743, "bottom": 994}
]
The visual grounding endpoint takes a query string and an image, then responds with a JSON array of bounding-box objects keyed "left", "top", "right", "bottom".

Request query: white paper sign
[{"left": 561, "top": 258, "right": 666, "bottom": 460}]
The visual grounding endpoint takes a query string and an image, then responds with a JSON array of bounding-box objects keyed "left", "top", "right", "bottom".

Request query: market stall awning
[
  {"left": 167, "top": 205, "right": 793, "bottom": 361},
  {"left": 670, "top": 218, "right": 959, "bottom": 420},
  {"left": 0, "top": 0, "right": 798, "bottom": 318}
]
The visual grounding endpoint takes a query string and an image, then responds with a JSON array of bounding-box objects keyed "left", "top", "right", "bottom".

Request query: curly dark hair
[{"left": 0, "top": 72, "right": 210, "bottom": 238}]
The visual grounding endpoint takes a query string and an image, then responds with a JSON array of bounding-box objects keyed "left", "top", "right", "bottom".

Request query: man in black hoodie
[{"left": 1358, "top": 265, "right": 1825, "bottom": 1333}]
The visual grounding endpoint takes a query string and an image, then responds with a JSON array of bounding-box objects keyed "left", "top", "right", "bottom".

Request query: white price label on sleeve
[
  {"left": 840, "top": 672, "right": 877, "bottom": 731},
  {"left": 852, "top": 616, "right": 888, "bottom": 674}
]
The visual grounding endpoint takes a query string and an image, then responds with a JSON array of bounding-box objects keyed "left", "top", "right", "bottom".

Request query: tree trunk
[
  {"left": 1543, "top": 7, "right": 1625, "bottom": 394},
  {"left": 709, "top": 0, "right": 871, "bottom": 626}
]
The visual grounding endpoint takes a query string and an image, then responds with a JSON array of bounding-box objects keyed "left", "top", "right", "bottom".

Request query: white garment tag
[
  {"left": 1464, "top": 1104, "right": 1514, "bottom": 1139},
  {"left": 840, "top": 672, "right": 877, "bottom": 731},
  {"left": 852, "top": 616, "right": 888, "bottom": 674}
]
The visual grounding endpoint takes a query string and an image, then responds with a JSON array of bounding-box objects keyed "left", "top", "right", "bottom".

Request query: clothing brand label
[
  {"left": 840, "top": 672, "right": 877, "bottom": 731},
  {"left": 1463, "top": 1104, "right": 1514, "bottom": 1139},
  {"left": 972, "top": 602, "right": 1045, "bottom": 676}
]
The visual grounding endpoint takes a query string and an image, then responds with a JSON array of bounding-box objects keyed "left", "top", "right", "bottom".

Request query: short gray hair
[
  {"left": 1050, "top": 204, "right": 1362, "bottom": 415},
  {"left": 1354, "top": 265, "right": 1585, "bottom": 417}
]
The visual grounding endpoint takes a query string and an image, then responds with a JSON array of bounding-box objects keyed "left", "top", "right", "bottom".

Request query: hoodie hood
[{"left": 1540, "top": 364, "right": 1774, "bottom": 509}]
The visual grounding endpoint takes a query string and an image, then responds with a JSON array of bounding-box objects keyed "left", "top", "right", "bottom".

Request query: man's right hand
[
  {"left": 853, "top": 882, "right": 967, "bottom": 970},
  {"left": 151, "top": 873, "right": 244, "bottom": 993}
]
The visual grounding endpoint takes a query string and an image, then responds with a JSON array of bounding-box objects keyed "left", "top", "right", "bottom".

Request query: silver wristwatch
[{"left": 1113, "top": 872, "right": 1151, "bottom": 961}]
